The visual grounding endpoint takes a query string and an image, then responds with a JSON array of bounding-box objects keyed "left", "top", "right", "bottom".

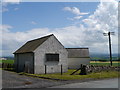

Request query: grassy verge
[{"left": 20, "top": 70, "right": 119, "bottom": 81}]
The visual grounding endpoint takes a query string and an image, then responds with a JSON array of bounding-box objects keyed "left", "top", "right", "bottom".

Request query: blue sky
[
  {"left": 1, "top": 1, "right": 118, "bottom": 56},
  {"left": 3, "top": 2, "right": 99, "bottom": 32}
]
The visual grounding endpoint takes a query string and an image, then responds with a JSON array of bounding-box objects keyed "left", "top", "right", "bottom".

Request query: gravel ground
[
  {"left": 2, "top": 70, "right": 69, "bottom": 89},
  {"left": 2, "top": 70, "right": 117, "bottom": 89},
  {"left": 3, "top": 70, "right": 90, "bottom": 89},
  {"left": 49, "top": 78, "right": 119, "bottom": 88}
]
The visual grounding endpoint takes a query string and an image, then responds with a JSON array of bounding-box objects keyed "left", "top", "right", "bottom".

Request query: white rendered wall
[{"left": 34, "top": 35, "right": 68, "bottom": 74}]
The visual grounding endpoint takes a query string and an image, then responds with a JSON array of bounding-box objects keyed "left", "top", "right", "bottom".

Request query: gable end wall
[{"left": 34, "top": 35, "right": 68, "bottom": 74}]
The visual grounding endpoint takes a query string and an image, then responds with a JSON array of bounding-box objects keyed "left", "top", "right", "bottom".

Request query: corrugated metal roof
[
  {"left": 66, "top": 48, "right": 90, "bottom": 58},
  {"left": 14, "top": 34, "right": 53, "bottom": 54}
]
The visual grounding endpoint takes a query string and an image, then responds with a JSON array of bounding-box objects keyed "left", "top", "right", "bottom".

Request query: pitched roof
[
  {"left": 14, "top": 34, "right": 53, "bottom": 54},
  {"left": 66, "top": 48, "right": 90, "bottom": 58}
]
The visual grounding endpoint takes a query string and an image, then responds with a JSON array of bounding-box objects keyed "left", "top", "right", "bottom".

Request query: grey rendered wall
[
  {"left": 34, "top": 35, "right": 68, "bottom": 74},
  {"left": 14, "top": 54, "right": 18, "bottom": 71},
  {"left": 14, "top": 53, "right": 34, "bottom": 73},
  {"left": 68, "top": 58, "right": 90, "bottom": 69}
]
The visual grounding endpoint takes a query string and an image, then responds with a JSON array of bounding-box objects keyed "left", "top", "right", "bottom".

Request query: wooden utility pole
[
  {"left": 108, "top": 32, "right": 112, "bottom": 66},
  {"left": 103, "top": 32, "right": 115, "bottom": 66}
]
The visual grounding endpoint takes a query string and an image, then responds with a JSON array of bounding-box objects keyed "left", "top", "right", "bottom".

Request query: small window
[{"left": 46, "top": 54, "right": 59, "bottom": 61}]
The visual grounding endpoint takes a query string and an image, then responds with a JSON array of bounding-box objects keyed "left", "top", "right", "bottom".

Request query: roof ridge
[
  {"left": 66, "top": 47, "right": 89, "bottom": 49},
  {"left": 28, "top": 34, "right": 53, "bottom": 42}
]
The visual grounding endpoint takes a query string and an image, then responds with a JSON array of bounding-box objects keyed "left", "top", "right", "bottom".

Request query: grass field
[
  {"left": 90, "top": 61, "right": 120, "bottom": 66},
  {"left": 0, "top": 60, "right": 14, "bottom": 64}
]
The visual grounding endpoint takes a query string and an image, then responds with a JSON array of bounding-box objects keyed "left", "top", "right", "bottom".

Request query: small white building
[
  {"left": 66, "top": 48, "right": 90, "bottom": 69},
  {"left": 0, "top": 58, "right": 7, "bottom": 60},
  {"left": 14, "top": 34, "right": 68, "bottom": 74}
]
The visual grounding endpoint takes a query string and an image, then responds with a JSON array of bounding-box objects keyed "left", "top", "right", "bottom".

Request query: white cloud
[
  {"left": 2, "top": 7, "right": 9, "bottom": 12},
  {"left": 63, "top": 7, "right": 89, "bottom": 15},
  {"left": 67, "top": 16, "right": 83, "bottom": 20},
  {"left": 1, "top": 26, "right": 52, "bottom": 56},
  {"left": 31, "top": 21, "right": 37, "bottom": 25},
  {"left": 82, "top": 0, "right": 118, "bottom": 54},
  {"left": 14, "top": 8, "right": 19, "bottom": 11},
  {"left": 0, "top": 24, "right": 13, "bottom": 31},
  {"left": 63, "top": 7, "right": 89, "bottom": 21},
  {"left": 73, "top": 16, "right": 83, "bottom": 20},
  {"left": 3, "top": 0, "right": 21, "bottom": 3},
  {"left": 2, "top": 0, "right": 118, "bottom": 56},
  {"left": 2, "top": 0, "right": 20, "bottom": 12},
  {"left": 83, "top": 1, "right": 118, "bottom": 34}
]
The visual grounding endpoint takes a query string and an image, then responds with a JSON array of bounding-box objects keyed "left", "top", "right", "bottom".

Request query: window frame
[{"left": 46, "top": 53, "right": 59, "bottom": 62}]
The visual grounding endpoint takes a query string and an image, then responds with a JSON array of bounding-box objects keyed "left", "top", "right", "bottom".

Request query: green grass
[
  {"left": 90, "top": 61, "right": 120, "bottom": 66},
  {"left": 22, "top": 70, "right": 119, "bottom": 80},
  {"left": 0, "top": 60, "right": 14, "bottom": 64}
]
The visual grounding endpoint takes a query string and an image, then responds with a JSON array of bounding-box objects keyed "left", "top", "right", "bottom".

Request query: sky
[{"left": 1, "top": 0, "right": 118, "bottom": 56}]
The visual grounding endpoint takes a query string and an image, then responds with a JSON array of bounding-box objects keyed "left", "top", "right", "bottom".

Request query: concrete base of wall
[{"left": 34, "top": 65, "right": 68, "bottom": 74}]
